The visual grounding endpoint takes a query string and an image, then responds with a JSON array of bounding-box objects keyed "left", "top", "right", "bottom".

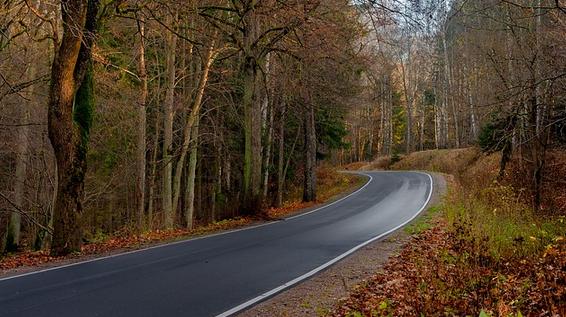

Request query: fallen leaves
[
  {"left": 0, "top": 217, "right": 253, "bottom": 274},
  {"left": 0, "top": 170, "right": 362, "bottom": 274},
  {"left": 0, "top": 251, "right": 60, "bottom": 271},
  {"left": 332, "top": 220, "right": 566, "bottom": 316}
]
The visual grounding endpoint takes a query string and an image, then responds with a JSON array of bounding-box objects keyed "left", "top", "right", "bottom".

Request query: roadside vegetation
[
  {"left": 267, "top": 166, "right": 367, "bottom": 219},
  {"left": 1, "top": 0, "right": 365, "bottom": 258},
  {"left": 334, "top": 148, "right": 566, "bottom": 316},
  {"left": 0, "top": 167, "right": 363, "bottom": 273},
  {"left": 1, "top": 0, "right": 563, "bottom": 313}
]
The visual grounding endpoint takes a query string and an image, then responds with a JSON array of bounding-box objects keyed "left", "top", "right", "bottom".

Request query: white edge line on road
[
  {"left": 0, "top": 173, "right": 374, "bottom": 282},
  {"left": 216, "top": 172, "right": 434, "bottom": 317},
  {"left": 283, "top": 172, "right": 372, "bottom": 221}
]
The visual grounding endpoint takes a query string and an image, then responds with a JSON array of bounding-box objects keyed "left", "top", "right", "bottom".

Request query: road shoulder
[{"left": 238, "top": 172, "right": 446, "bottom": 317}]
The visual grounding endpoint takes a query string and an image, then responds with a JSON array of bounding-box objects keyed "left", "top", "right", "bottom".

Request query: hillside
[{"left": 335, "top": 149, "right": 566, "bottom": 316}]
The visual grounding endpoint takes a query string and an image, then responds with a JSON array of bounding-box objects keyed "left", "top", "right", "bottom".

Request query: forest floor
[
  {"left": 330, "top": 148, "right": 565, "bottom": 316},
  {"left": 0, "top": 166, "right": 365, "bottom": 277}
]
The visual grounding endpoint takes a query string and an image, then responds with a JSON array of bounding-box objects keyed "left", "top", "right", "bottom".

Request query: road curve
[{"left": 0, "top": 171, "right": 432, "bottom": 317}]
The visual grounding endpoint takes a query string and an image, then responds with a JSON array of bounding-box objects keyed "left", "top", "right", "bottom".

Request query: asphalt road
[{"left": 0, "top": 171, "right": 432, "bottom": 317}]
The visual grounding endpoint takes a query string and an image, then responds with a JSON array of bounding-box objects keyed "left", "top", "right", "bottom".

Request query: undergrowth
[
  {"left": 1, "top": 166, "right": 364, "bottom": 271},
  {"left": 271, "top": 166, "right": 365, "bottom": 218},
  {"left": 334, "top": 148, "right": 566, "bottom": 316},
  {"left": 389, "top": 147, "right": 565, "bottom": 261},
  {"left": 404, "top": 205, "right": 441, "bottom": 235}
]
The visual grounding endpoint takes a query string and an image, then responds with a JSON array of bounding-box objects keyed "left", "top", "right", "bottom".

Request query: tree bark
[
  {"left": 7, "top": 60, "right": 36, "bottom": 251},
  {"left": 172, "top": 38, "right": 216, "bottom": 215},
  {"left": 377, "top": 77, "right": 385, "bottom": 156},
  {"left": 48, "top": 0, "right": 99, "bottom": 256},
  {"left": 400, "top": 57, "right": 412, "bottom": 154},
  {"left": 242, "top": 56, "right": 256, "bottom": 210},
  {"left": 184, "top": 118, "right": 199, "bottom": 229},
  {"left": 276, "top": 104, "right": 286, "bottom": 207},
  {"left": 135, "top": 16, "right": 148, "bottom": 231},
  {"left": 303, "top": 102, "right": 317, "bottom": 202},
  {"left": 262, "top": 96, "right": 274, "bottom": 199},
  {"left": 441, "top": 0, "right": 456, "bottom": 148},
  {"left": 162, "top": 17, "right": 177, "bottom": 229},
  {"left": 240, "top": 5, "right": 264, "bottom": 213}
]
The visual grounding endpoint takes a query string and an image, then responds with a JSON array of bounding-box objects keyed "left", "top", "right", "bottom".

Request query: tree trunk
[
  {"left": 387, "top": 81, "right": 394, "bottom": 155},
  {"left": 419, "top": 108, "right": 425, "bottom": 151},
  {"left": 240, "top": 6, "right": 264, "bottom": 213},
  {"left": 441, "top": 0, "right": 455, "bottom": 148},
  {"left": 468, "top": 78, "right": 478, "bottom": 141},
  {"left": 377, "top": 78, "right": 385, "bottom": 156},
  {"left": 147, "top": 109, "right": 160, "bottom": 229},
  {"left": 184, "top": 118, "right": 199, "bottom": 229},
  {"left": 7, "top": 61, "right": 37, "bottom": 251},
  {"left": 262, "top": 98, "right": 274, "bottom": 199},
  {"left": 241, "top": 55, "right": 263, "bottom": 212},
  {"left": 162, "top": 18, "right": 177, "bottom": 229},
  {"left": 251, "top": 71, "right": 263, "bottom": 206},
  {"left": 135, "top": 16, "right": 148, "bottom": 231},
  {"left": 276, "top": 104, "right": 286, "bottom": 207},
  {"left": 303, "top": 103, "right": 317, "bottom": 202},
  {"left": 7, "top": 109, "right": 28, "bottom": 251},
  {"left": 49, "top": 0, "right": 99, "bottom": 256},
  {"left": 242, "top": 56, "right": 256, "bottom": 211},
  {"left": 172, "top": 39, "right": 215, "bottom": 215},
  {"left": 224, "top": 153, "right": 231, "bottom": 193},
  {"left": 399, "top": 54, "right": 412, "bottom": 154}
]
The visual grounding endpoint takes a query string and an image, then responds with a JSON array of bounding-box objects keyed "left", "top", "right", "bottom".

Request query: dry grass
[
  {"left": 389, "top": 148, "right": 483, "bottom": 175},
  {"left": 334, "top": 148, "right": 566, "bottom": 316},
  {"left": 387, "top": 147, "right": 565, "bottom": 260},
  {"left": 361, "top": 156, "right": 392, "bottom": 170},
  {"left": 341, "top": 161, "right": 371, "bottom": 171}
]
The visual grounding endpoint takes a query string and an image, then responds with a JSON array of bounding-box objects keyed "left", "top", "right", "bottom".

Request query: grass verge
[{"left": 333, "top": 148, "right": 566, "bottom": 316}]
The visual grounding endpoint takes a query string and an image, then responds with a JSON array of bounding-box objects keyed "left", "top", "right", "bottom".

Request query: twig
[{"left": 0, "top": 192, "right": 53, "bottom": 234}]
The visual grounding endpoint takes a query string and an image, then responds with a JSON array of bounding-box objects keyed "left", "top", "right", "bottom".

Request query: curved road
[{"left": 0, "top": 171, "right": 432, "bottom": 317}]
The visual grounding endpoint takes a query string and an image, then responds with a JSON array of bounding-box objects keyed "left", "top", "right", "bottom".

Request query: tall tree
[
  {"left": 48, "top": 0, "right": 101, "bottom": 255},
  {"left": 135, "top": 14, "right": 148, "bottom": 231},
  {"left": 161, "top": 13, "right": 177, "bottom": 229}
]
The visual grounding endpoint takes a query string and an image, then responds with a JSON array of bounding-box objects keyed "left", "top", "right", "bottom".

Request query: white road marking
[
  {"left": 216, "top": 172, "right": 434, "bottom": 317},
  {"left": 0, "top": 173, "right": 373, "bottom": 282}
]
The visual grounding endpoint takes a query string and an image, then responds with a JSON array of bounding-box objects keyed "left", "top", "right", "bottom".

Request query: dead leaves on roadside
[
  {"left": 0, "top": 217, "right": 252, "bottom": 274},
  {"left": 332, "top": 221, "right": 566, "bottom": 317},
  {"left": 0, "top": 251, "right": 59, "bottom": 271}
]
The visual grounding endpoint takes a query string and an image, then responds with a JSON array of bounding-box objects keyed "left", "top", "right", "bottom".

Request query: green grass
[
  {"left": 443, "top": 186, "right": 566, "bottom": 260},
  {"left": 404, "top": 205, "right": 441, "bottom": 235}
]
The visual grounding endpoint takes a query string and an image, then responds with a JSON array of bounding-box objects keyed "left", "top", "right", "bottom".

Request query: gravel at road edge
[{"left": 238, "top": 172, "right": 446, "bottom": 317}]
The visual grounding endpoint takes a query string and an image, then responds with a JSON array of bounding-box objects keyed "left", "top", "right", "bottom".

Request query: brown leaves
[
  {"left": 0, "top": 251, "right": 59, "bottom": 271},
  {"left": 0, "top": 217, "right": 253, "bottom": 274},
  {"left": 0, "top": 167, "right": 361, "bottom": 274},
  {"left": 268, "top": 167, "right": 361, "bottom": 219},
  {"left": 332, "top": 222, "right": 566, "bottom": 317}
]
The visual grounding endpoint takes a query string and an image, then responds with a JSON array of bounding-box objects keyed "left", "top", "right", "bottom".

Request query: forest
[{"left": 0, "top": 0, "right": 564, "bottom": 275}]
